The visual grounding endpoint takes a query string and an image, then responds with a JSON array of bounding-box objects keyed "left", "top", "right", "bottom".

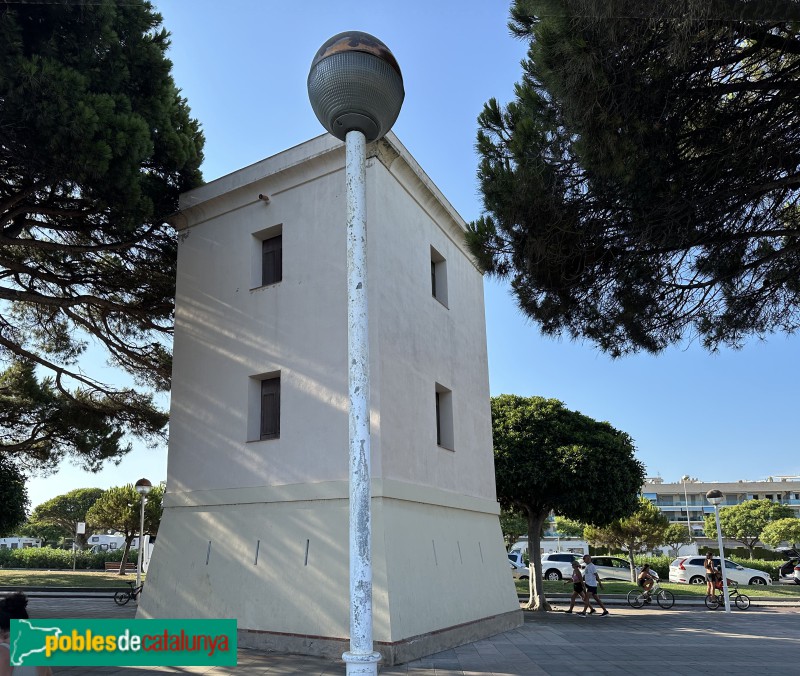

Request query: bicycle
[
  {"left": 627, "top": 580, "right": 675, "bottom": 609},
  {"left": 705, "top": 580, "right": 750, "bottom": 610},
  {"left": 114, "top": 580, "right": 144, "bottom": 606}
]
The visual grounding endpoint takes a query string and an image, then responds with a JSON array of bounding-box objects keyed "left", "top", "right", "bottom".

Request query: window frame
[
  {"left": 434, "top": 382, "right": 454, "bottom": 450},
  {"left": 260, "top": 376, "right": 281, "bottom": 440},
  {"left": 430, "top": 246, "right": 448, "bottom": 307},
  {"left": 261, "top": 234, "right": 283, "bottom": 287},
  {"left": 251, "top": 224, "right": 283, "bottom": 290}
]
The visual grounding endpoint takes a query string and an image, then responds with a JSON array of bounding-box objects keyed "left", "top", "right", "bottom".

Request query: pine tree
[
  {"left": 0, "top": 0, "right": 204, "bottom": 471},
  {"left": 468, "top": 1, "right": 800, "bottom": 356}
]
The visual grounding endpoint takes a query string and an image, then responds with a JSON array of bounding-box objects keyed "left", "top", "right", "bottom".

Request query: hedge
[
  {"left": 0, "top": 546, "right": 140, "bottom": 570},
  {"left": 632, "top": 554, "right": 785, "bottom": 581},
  {"left": 632, "top": 555, "right": 671, "bottom": 579}
]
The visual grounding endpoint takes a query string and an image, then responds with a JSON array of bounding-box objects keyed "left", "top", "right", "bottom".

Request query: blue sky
[{"left": 26, "top": 0, "right": 800, "bottom": 507}]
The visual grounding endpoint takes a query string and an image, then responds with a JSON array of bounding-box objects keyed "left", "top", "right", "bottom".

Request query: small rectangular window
[
  {"left": 435, "top": 391, "right": 441, "bottom": 444},
  {"left": 262, "top": 235, "right": 282, "bottom": 286},
  {"left": 260, "top": 376, "right": 281, "bottom": 440},
  {"left": 430, "top": 246, "right": 448, "bottom": 307},
  {"left": 435, "top": 383, "right": 453, "bottom": 450},
  {"left": 251, "top": 224, "right": 283, "bottom": 289}
]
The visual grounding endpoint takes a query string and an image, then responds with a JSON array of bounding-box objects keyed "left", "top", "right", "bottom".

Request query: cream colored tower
[{"left": 138, "top": 132, "right": 522, "bottom": 665}]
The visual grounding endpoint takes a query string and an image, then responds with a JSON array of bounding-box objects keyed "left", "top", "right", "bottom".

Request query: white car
[
  {"left": 591, "top": 556, "right": 659, "bottom": 582},
  {"left": 507, "top": 550, "right": 525, "bottom": 567},
  {"left": 669, "top": 556, "right": 772, "bottom": 586},
  {"left": 776, "top": 548, "right": 800, "bottom": 585},
  {"left": 509, "top": 560, "right": 530, "bottom": 580},
  {"left": 540, "top": 552, "right": 582, "bottom": 581}
]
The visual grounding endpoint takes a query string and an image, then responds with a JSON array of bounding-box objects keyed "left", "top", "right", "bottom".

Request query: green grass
[
  {"left": 0, "top": 570, "right": 143, "bottom": 588},
  {"left": 515, "top": 578, "right": 800, "bottom": 598},
  {"left": 1, "top": 569, "right": 796, "bottom": 596}
]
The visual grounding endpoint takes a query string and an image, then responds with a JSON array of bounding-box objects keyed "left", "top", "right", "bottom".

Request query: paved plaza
[{"left": 18, "top": 596, "right": 799, "bottom": 675}]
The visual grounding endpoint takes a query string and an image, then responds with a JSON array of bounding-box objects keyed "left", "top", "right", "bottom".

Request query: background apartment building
[{"left": 643, "top": 476, "right": 800, "bottom": 551}]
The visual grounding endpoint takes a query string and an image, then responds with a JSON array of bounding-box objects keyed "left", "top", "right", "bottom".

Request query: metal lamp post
[
  {"left": 681, "top": 475, "right": 693, "bottom": 544},
  {"left": 134, "top": 478, "right": 153, "bottom": 593},
  {"left": 706, "top": 489, "right": 731, "bottom": 613},
  {"left": 308, "top": 32, "right": 404, "bottom": 676}
]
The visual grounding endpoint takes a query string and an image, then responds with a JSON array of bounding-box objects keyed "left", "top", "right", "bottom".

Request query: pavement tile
[{"left": 18, "top": 598, "right": 799, "bottom": 675}]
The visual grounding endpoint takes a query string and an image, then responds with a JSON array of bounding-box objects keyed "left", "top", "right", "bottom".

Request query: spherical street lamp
[
  {"left": 134, "top": 478, "right": 153, "bottom": 593},
  {"left": 308, "top": 31, "right": 403, "bottom": 676},
  {"left": 706, "top": 489, "right": 731, "bottom": 613},
  {"left": 308, "top": 31, "right": 404, "bottom": 142}
]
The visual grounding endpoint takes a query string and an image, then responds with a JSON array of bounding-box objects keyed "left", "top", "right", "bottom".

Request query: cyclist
[{"left": 637, "top": 564, "right": 656, "bottom": 602}]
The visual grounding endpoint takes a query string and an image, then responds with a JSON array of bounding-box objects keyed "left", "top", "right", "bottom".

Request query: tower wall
[{"left": 138, "top": 133, "right": 522, "bottom": 665}]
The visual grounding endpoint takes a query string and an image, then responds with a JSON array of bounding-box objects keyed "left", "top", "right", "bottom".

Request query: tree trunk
[
  {"left": 118, "top": 537, "right": 134, "bottom": 575},
  {"left": 525, "top": 510, "right": 551, "bottom": 612},
  {"left": 626, "top": 545, "right": 637, "bottom": 583}
]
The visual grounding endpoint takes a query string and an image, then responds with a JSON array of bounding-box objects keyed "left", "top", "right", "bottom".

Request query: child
[{"left": 0, "top": 592, "right": 53, "bottom": 676}]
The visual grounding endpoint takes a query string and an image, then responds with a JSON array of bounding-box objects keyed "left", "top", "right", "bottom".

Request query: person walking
[
  {"left": 577, "top": 554, "right": 609, "bottom": 616},
  {"left": 704, "top": 551, "right": 716, "bottom": 597},
  {"left": 563, "top": 560, "right": 592, "bottom": 614}
]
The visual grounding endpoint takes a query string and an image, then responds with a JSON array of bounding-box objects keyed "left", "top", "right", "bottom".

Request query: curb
[
  {"left": 0, "top": 586, "right": 124, "bottom": 599},
  {"left": 520, "top": 593, "right": 800, "bottom": 607}
]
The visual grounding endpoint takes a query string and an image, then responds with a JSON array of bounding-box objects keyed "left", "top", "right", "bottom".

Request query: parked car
[
  {"left": 591, "top": 556, "right": 659, "bottom": 581},
  {"left": 509, "top": 560, "right": 530, "bottom": 580},
  {"left": 776, "top": 548, "right": 800, "bottom": 585},
  {"left": 540, "top": 552, "right": 582, "bottom": 581},
  {"left": 669, "top": 556, "right": 772, "bottom": 586},
  {"left": 508, "top": 551, "right": 525, "bottom": 567}
]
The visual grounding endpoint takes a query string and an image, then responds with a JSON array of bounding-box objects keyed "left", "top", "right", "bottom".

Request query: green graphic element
[
  {"left": 11, "top": 619, "right": 237, "bottom": 666},
  {"left": 9, "top": 620, "right": 62, "bottom": 666}
]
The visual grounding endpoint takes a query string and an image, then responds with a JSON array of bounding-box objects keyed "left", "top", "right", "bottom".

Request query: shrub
[
  {"left": 698, "top": 550, "right": 783, "bottom": 579},
  {"left": 635, "top": 554, "right": 671, "bottom": 580},
  {"left": 728, "top": 557, "right": 782, "bottom": 581},
  {"left": 703, "top": 546, "right": 785, "bottom": 561},
  {"left": 0, "top": 545, "right": 138, "bottom": 570}
]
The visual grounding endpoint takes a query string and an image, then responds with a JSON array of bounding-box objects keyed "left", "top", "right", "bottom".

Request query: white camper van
[
  {"left": 88, "top": 534, "right": 126, "bottom": 552},
  {"left": 89, "top": 534, "right": 155, "bottom": 572},
  {"left": 0, "top": 537, "right": 42, "bottom": 549}
]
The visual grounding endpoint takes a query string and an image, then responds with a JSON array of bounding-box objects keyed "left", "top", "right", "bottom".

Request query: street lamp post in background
[
  {"left": 73, "top": 521, "right": 85, "bottom": 571},
  {"left": 134, "top": 478, "right": 152, "bottom": 593},
  {"left": 308, "top": 32, "right": 404, "bottom": 676},
  {"left": 681, "top": 475, "right": 693, "bottom": 545},
  {"left": 706, "top": 489, "right": 731, "bottom": 613}
]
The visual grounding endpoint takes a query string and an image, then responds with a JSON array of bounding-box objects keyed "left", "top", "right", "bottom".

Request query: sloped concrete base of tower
[{"left": 137, "top": 482, "right": 523, "bottom": 666}]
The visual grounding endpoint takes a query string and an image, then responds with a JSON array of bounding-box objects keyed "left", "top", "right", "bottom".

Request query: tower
[{"left": 138, "top": 132, "right": 522, "bottom": 665}]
